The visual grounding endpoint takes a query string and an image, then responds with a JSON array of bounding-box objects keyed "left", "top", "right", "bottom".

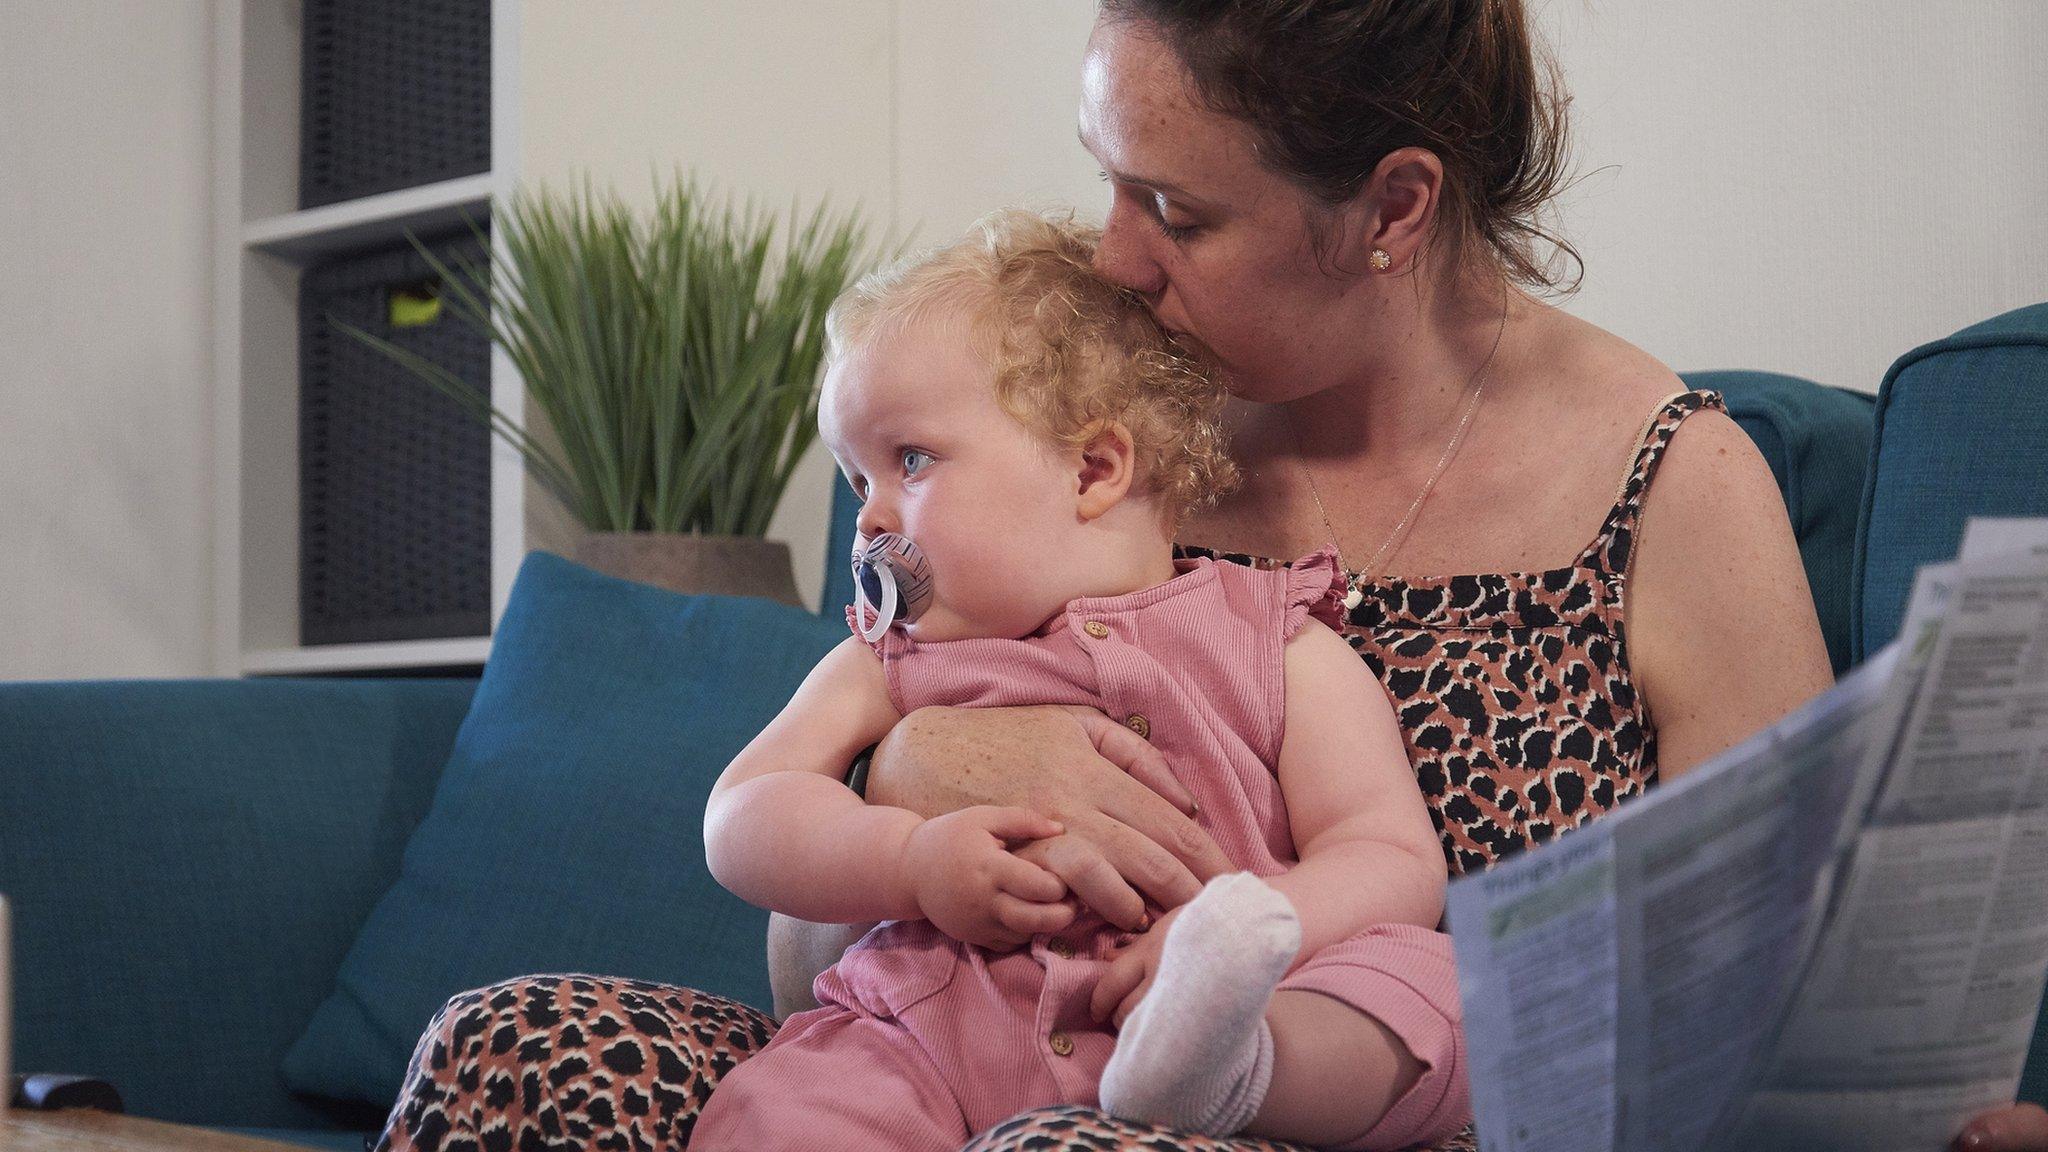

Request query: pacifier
[{"left": 851, "top": 531, "right": 934, "bottom": 643}]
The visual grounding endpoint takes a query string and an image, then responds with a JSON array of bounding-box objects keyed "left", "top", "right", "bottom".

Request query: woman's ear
[
  {"left": 1359, "top": 145, "right": 1444, "bottom": 274},
  {"left": 1074, "top": 420, "right": 1139, "bottom": 521}
]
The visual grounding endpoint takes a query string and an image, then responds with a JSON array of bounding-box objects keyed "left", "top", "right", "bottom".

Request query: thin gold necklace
[{"left": 1292, "top": 298, "right": 1508, "bottom": 607}]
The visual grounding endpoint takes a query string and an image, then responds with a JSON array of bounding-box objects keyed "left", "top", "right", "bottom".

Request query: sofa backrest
[
  {"left": 1681, "top": 371, "right": 1875, "bottom": 675},
  {"left": 1852, "top": 302, "right": 2048, "bottom": 662},
  {"left": 0, "top": 677, "right": 475, "bottom": 1129}
]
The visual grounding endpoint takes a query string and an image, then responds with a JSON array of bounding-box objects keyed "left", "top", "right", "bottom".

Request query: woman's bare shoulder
[
  {"left": 1527, "top": 308, "right": 1691, "bottom": 431},
  {"left": 1543, "top": 311, "right": 1763, "bottom": 495}
]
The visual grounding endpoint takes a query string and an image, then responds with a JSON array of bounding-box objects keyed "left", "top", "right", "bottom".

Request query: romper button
[
  {"left": 1049, "top": 1031, "right": 1075, "bottom": 1057},
  {"left": 1049, "top": 939, "right": 1075, "bottom": 959},
  {"left": 1125, "top": 713, "right": 1150, "bottom": 740},
  {"left": 1083, "top": 621, "right": 1110, "bottom": 639}
]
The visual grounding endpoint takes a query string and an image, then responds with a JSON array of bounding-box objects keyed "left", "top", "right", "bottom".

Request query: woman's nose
[{"left": 1093, "top": 212, "right": 1167, "bottom": 298}]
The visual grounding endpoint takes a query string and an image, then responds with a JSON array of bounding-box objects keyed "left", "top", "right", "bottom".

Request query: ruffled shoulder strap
[
  {"left": 1283, "top": 546, "right": 1350, "bottom": 637},
  {"left": 844, "top": 602, "right": 896, "bottom": 658}
]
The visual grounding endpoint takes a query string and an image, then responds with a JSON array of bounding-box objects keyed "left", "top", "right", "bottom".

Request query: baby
[{"left": 699, "top": 210, "right": 1462, "bottom": 1150}]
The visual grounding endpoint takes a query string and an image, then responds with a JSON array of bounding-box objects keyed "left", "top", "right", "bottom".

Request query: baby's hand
[
  {"left": 901, "top": 807, "right": 1076, "bottom": 951},
  {"left": 1089, "top": 902, "right": 1183, "bottom": 1028}
]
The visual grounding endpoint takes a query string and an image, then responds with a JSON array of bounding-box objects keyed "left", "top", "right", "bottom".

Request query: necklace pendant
[{"left": 1343, "top": 586, "right": 1364, "bottom": 611}]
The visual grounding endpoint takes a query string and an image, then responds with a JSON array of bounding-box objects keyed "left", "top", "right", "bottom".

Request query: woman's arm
[
  {"left": 708, "top": 638, "right": 1066, "bottom": 932},
  {"left": 866, "top": 703, "right": 1238, "bottom": 920},
  {"left": 1631, "top": 411, "right": 2048, "bottom": 1149},
  {"left": 767, "top": 915, "right": 873, "bottom": 1019},
  {"left": 1628, "top": 408, "right": 1835, "bottom": 781},
  {"left": 767, "top": 703, "right": 1237, "bottom": 1015},
  {"left": 1266, "top": 621, "right": 1447, "bottom": 956}
]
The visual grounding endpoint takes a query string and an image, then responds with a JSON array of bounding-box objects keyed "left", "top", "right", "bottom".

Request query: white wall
[
  {"left": 521, "top": 1, "right": 2048, "bottom": 612},
  {"left": 1543, "top": 0, "right": 2048, "bottom": 392},
  {"left": 0, "top": 1, "right": 215, "bottom": 679},
  {"left": 520, "top": 0, "right": 899, "bottom": 611},
  {"left": 5, "top": 2, "right": 2041, "bottom": 676}
]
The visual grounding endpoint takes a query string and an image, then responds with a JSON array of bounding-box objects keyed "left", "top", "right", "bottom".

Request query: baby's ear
[{"left": 1074, "top": 420, "right": 1138, "bottom": 521}]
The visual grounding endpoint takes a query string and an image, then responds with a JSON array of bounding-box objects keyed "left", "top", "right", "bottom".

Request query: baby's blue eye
[{"left": 902, "top": 449, "right": 933, "bottom": 476}]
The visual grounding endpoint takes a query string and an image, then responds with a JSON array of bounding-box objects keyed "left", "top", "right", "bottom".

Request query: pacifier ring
[{"left": 852, "top": 531, "right": 934, "bottom": 640}]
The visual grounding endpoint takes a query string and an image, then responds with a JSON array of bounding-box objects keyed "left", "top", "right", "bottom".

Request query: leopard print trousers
[{"left": 373, "top": 974, "right": 1473, "bottom": 1152}]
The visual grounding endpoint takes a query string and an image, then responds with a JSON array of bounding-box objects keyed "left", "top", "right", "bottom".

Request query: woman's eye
[
  {"left": 1150, "top": 194, "right": 1200, "bottom": 242},
  {"left": 901, "top": 449, "right": 934, "bottom": 477}
]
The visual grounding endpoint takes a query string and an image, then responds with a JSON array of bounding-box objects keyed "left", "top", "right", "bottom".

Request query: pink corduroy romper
[{"left": 690, "top": 549, "right": 1469, "bottom": 1152}]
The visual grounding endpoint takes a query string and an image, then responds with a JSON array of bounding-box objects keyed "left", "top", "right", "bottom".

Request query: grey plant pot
[{"left": 574, "top": 531, "right": 802, "bottom": 607}]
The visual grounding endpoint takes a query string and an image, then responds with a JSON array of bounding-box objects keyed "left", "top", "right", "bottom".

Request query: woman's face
[{"left": 1077, "top": 16, "right": 1377, "bottom": 403}]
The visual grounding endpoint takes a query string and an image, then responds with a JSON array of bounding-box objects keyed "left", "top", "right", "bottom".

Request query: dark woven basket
[
  {"left": 300, "top": 0, "right": 492, "bottom": 208},
  {"left": 299, "top": 229, "right": 493, "bottom": 646}
]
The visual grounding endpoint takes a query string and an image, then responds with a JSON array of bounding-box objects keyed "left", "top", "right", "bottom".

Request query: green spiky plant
[{"left": 339, "top": 175, "right": 875, "bottom": 536}]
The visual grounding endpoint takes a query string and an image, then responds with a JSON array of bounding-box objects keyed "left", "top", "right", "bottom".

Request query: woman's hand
[
  {"left": 900, "top": 806, "right": 1075, "bottom": 950},
  {"left": 867, "top": 704, "right": 1236, "bottom": 928},
  {"left": 1955, "top": 1103, "right": 2048, "bottom": 1150}
]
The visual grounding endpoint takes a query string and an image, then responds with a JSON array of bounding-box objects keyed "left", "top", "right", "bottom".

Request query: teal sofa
[{"left": 3, "top": 304, "right": 2045, "bottom": 1150}]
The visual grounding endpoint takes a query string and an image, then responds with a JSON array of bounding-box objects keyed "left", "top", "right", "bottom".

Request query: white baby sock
[{"left": 1098, "top": 871, "right": 1302, "bottom": 1136}]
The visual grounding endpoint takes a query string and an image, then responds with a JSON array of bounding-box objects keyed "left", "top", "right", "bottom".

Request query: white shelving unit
[{"left": 213, "top": 0, "right": 545, "bottom": 676}]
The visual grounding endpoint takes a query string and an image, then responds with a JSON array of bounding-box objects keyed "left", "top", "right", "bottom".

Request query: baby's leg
[
  {"left": 1252, "top": 923, "right": 1469, "bottom": 1151},
  {"left": 690, "top": 1005, "right": 971, "bottom": 1152},
  {"left": 1099, "top": 877, "right": 1468, "bottom": 1150},
  {"left": 1098, "top": 872, "right": 1300, "bottom": 1134}
]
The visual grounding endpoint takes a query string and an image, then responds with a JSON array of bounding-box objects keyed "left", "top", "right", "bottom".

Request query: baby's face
[{"left": 819, "top": 311, "right": 1086, "bottom": 642}]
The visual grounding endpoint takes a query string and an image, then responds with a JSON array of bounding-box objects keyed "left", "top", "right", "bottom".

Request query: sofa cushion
[
  {"left": 823, "top": 476, "right": 863, "bottom": 619},
  {"left": 1681, "top": 371, "right": 1875, "bottom": 675},
  {"left": 282, "top": 550, "right": 843, "bottom": 1106},
  {"left": 0, "top": 677, "right": 472, "bottom": 1129},
  {"left": 1852, "top": 302, "right": 2048, "bottom": 662}
]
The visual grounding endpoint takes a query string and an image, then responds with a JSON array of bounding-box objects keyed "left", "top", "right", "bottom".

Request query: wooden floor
[{"left": 0, "top": 1111, "right": 307, "bottom": 1152}]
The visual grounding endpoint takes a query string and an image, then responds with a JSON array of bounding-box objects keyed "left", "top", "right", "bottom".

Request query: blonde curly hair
[{"left": 825, "top": 208, "right": 1240, "bottom": 529}]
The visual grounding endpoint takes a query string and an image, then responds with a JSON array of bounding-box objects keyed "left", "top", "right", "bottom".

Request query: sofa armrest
[{"left": 0, "top": 677, "right": 475, "bottom": 1129}]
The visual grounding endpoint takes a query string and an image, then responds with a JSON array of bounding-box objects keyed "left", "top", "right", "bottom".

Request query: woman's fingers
[
  {"left": 1095, "top": 782, "right": 1235, "bottom": 887},
  {"left": 1080, "top": 815, "right": 1210, "bottom": 912},
  {"left": 994, "top": 852, "right": 1068, "bottom": 904},
  {"left": 993, "top": 893, "right": 1075, "bottom": 937},
  {"left": 1956, "top": 1102, "right": 2048, "bottom": 1150},
  {"left": 1021, "top": 834, "right": 1151, "bottom": 931},
  {"left": 1063, "top": 704, "right": 1194, "bottom": 814},
  {"left": 969, "top": 805, "right": 1065, "bottom": 843}
]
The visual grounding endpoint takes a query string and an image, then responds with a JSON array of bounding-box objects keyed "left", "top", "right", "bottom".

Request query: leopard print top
[{"left": 1181, "top": 390, "right": 1723, "bottom": 877}]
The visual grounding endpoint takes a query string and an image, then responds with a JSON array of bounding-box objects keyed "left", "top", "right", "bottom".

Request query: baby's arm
[
  {"left": 1268, "top": 620, "right": 1447, "bottom": 959},
  {"left": 704, "top": 637, "right": 1069, "bottom": 943}
]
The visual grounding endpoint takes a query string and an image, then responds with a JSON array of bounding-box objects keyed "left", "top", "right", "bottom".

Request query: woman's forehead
[{"left": 1078, "top": 22, "right": 1273, "bottom": 205}]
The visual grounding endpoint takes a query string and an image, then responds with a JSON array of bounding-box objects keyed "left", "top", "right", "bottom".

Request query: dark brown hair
[{"left": 1100, "top": 0, "right": 1580, "bottom": 291}]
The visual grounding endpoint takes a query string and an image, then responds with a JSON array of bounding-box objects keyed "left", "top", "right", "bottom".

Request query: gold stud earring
[{"left": 1369, "top": 248, "right": 1392, "bottom": 271}]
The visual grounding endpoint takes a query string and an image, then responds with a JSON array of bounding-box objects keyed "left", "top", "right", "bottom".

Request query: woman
[{"left": 376, "top": 3, "right": 2048, "bottom": 1150}]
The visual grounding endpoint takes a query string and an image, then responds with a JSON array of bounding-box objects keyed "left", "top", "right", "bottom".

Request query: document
[{"left": 1448, "top": 519, "right": 2048, "bottom": 1152}]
